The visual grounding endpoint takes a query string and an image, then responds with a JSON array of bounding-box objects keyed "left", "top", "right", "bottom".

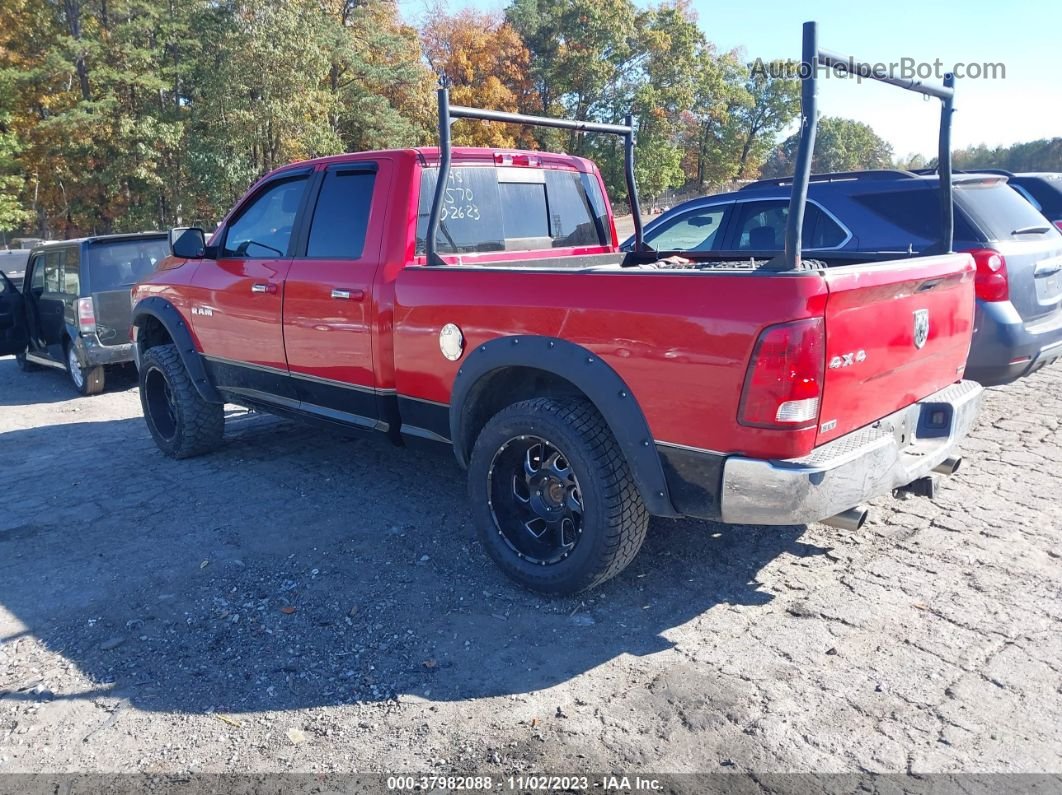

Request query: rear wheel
[
  {"left": 139, "top": 343, "right": 224, "bottom": 459},
  {"left": 469, "top": 398, "right": 649, "bottom": 595},
  {"left": 66, "top": 343, "right": 105, "bottom": 396}
]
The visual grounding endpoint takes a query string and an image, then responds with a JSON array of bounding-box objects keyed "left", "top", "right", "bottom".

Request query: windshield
[{"left": 87, "top": 238, "right": 169, "bottom": 290}]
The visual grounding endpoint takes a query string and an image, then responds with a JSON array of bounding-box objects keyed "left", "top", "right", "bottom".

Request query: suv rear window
[
  {"left": 956, "top": 181, "right": 1058, "bottom": 241},
  {"left": 416, "top": 166, "right": 609, "bottom": 255},
  {"left": 853, "top": 187, "right": 978, "bottom": 243},
  {"left": 88, "top": 239, "right": 169, "bottom": 291}
]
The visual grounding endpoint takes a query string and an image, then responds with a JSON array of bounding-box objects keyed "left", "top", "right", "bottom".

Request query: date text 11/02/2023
[{"left": 386, "top": 775, "right": 664, "bottom": 791}]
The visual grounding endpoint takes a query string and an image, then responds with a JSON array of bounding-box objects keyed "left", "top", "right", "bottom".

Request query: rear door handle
[
  {"left": 331, "top": 288, "right": 365, "bottom": 301},
  {"left": 251, "top": 283, "right": 277, "bottom": 294}
]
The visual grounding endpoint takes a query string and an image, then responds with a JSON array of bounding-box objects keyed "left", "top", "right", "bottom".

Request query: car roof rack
[{"left": 742, "top": 169, "right": 916, "bottom": 190}]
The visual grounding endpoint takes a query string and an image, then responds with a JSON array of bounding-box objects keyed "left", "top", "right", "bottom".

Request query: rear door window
[
  {"left": 43, "top": 251, "right": 62, "bottom": 292},
  {"left": 62, "top": 248, "right": 80, "bottom": 295},
  {"left": 416, "top": 166, "right": 609, "bottom": 255},
  {"left": 305, "top": 167, "right": 376, "bottom": 259}
]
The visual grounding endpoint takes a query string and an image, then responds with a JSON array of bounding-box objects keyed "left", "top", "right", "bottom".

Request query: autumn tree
[{"left": 420, "top": 7, "right": 533, "bottom": 147}]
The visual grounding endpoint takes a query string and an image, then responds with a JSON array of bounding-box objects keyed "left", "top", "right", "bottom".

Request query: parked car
[
  {"left": 0, "top": 248, "right": 30, "bottom": 285},
  {"left": 1, "top": 233, "right": 168, "bottom": 394},
  {"left": 119, "top": 77, "right": 982, "bottom": 595},
  {"left": 624, "top": 170, "right": 1062, "bottom": 387}
]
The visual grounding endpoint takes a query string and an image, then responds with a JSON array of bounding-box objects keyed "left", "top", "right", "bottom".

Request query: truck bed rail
[{"left": 782, "top": 21, "right": 956, "bottom": 270}]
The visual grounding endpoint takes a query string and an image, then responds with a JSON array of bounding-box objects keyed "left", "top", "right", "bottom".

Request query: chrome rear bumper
[{"left": 719, "top": 380, "right": 983, "bottom": 526}]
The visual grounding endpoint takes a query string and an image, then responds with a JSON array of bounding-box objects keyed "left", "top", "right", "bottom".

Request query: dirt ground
[{"left": 0, "top": 355, "right": 1060, "bottom": 775}]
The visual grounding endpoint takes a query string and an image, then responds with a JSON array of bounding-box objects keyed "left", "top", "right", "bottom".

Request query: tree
[
  {"left": 325, "top": 0, "right": 434, "bottom": 154},
  {"left": 762, "top": 116, "right": 894, "bottom": 178},
  {"left": 420, "top": 7, "right": 533, "bottom": 147},
  {"left": 946, "top": 138, "right": 1061, "bottom": 172},
  {"left": 506, "top": 0, "right": 637, "bottom": 151},
  {"left": 726, "top": 62, "right": 800, "bottom": 180}
]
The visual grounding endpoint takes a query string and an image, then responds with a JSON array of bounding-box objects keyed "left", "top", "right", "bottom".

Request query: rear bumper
[
  {"left": 78, "top": 334, "right": 135, "bottom": 367},
  {"left": 718, "top": 380, "right": 983, "bottom": 526},
  {"left": 965, "top": 300, "right": 1062, "bottom": 386}
]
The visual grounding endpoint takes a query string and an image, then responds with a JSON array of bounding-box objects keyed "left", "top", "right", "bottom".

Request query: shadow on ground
[
  {"left": 0, "top": 393, "right": 825, "bottom": 714},
  {"left": 0, "top": 356, "right": 138, "bottom": 406}
]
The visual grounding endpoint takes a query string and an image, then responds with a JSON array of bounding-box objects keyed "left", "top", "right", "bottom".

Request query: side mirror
[{"left": 169, "top": 227, "right": 207, "bottom": 259}]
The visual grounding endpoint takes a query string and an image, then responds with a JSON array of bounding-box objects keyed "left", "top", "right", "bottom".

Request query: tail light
[
  {"left": 76, "top": 297, "right": 97, "bottom": 333},
  {"left": 494, "top": 153, "right": 541, "bottom": 167},
  {"left": 1054, "top": 220, "right": 1062, "bottom": 233},
  {"left": 967, "top": 248, "right": 1009, "bottom": 302},
  {"left": 739, "top": 317, "right": 825, "bottom": 430}
]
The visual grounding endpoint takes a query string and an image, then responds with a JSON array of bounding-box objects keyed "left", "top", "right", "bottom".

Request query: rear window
[
  {"left": 956, "top": 181, "right": 1058, "bottom": 241},
  {"left": 853, "top": 187, "right": 978, "bottom": 243},
  {"left": 416, "top": 166, "right": 609, "bottom": 255},
  {"left": 87, "top": 239, "right": 169, "bottom": 291}
]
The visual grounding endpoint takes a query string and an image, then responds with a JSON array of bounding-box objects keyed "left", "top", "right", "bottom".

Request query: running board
[{"left": 25, "top": 351, "right": 66, "bottom": 371}]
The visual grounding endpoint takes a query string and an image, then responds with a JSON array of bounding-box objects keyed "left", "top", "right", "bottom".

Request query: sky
[{"left": 399, "top": 0, "right": 1062, "bottom": 158}]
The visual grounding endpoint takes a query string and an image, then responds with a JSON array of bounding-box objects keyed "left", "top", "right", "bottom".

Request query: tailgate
[
  {"left": 93, "top": 288, "right": 135, "bottom": 346},
  {"left": 816, "top": 253, "right": 975, "bottom": 445}
]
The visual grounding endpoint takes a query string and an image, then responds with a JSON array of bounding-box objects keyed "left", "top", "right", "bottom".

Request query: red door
[
  {"left": 283, "top": 162, "right": 384, "bottom": 425},
  {"left": 190, "top": 173, "right": 311, "bottom": 395}
]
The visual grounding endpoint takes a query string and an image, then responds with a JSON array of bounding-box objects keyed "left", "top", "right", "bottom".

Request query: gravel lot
[{"left": 0, "top": 355, "right": 1060, "bottom": 775}]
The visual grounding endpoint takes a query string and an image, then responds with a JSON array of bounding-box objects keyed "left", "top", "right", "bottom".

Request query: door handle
[
  {"left": 331, "top": 288, "right": 365, "bottom": 301},
  {"left": 251, "top": 283, "right": 277, "bottom": 294}
]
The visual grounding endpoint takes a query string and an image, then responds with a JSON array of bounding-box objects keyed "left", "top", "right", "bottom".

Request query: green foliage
[
  {"left": 0, "top": 0, "right": 1047, "bottom": 239},
  {"left": 944, "top": 138, "right": 1062, "bottom": 172},
  {"left": 763, "top": 116, "right": 894, "bottom": 178}
]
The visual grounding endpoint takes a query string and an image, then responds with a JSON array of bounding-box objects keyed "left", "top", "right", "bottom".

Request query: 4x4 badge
[{"left": 913, "top": 309, "right": 930, "bottom": 349}]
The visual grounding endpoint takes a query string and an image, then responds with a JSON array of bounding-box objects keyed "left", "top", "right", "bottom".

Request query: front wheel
[
  {"left": 66, "top": 343, "right": 105, "bottom": 396},
  {"left": 468, "top": 398, "right": 649, "bottom": 595},
  {"left": 139, "top": 344, "right": 224, "bottom": 459}
]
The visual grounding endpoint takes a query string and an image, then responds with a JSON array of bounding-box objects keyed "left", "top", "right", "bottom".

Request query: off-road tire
[
  {"left": 66, "top": 342, "right": 105, "bottom": 396},
  {"left": 139, "top": 343, "right": 224, "bottom": 459},
  {"left": 469, "top": 397, "right": 649, "bottom": 595}
]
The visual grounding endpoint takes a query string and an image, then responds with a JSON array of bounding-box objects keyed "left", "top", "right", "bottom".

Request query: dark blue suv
[{"left": 623, "top": 170, "right": 1062, "bottom": 387}]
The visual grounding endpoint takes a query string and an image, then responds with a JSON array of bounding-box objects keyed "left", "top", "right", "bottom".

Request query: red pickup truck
[{"left": 130, "top": 28, "right": 983, "bottom": 594}]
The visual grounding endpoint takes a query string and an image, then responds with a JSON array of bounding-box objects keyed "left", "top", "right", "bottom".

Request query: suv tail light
[
  {"left": 739, "top": 317, "right": 825, "bottom": 430},
  {"left": 1054, "top": 220, "right": 1062, "bottom": 233},
  {"left": 967, "top": 248, "right": 1009, "bottom": 302},
  {"left": 76, "top": 297, "right": 97, "bottom": 333}
]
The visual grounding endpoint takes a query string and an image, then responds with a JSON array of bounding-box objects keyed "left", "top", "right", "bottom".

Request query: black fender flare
[
  {"left": 450, "top": 335, "right": 679, "bottom": 517},
  {"left": 131, "top": 296, "right": 222, "bottom": 404}
]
